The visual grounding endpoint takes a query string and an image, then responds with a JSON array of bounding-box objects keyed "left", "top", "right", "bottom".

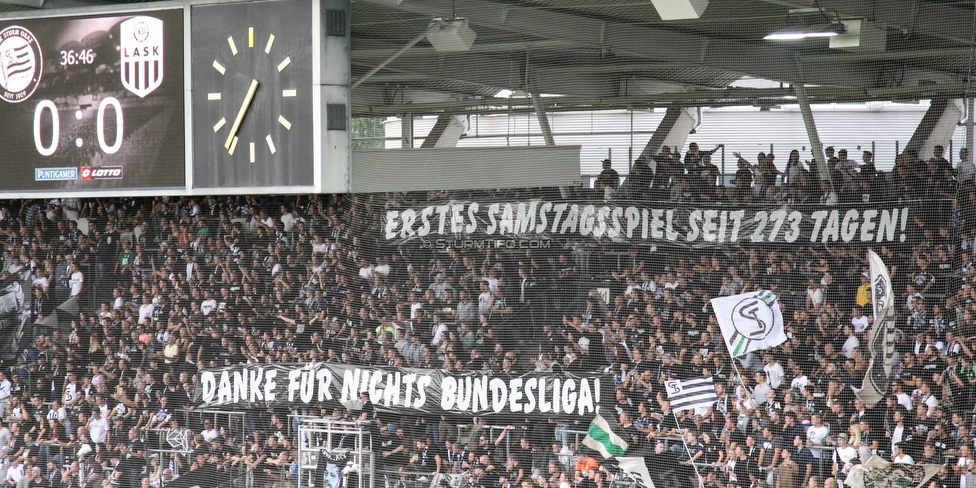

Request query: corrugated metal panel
[
  {"left": 384, "top": 104, "right": 970, "bottom": 181},
  {"left": 350, "top": 145, "right": 581, "bottom": 193}
]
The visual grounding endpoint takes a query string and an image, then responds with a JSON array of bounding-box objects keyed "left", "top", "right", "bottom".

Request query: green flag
[{"left": 582, "top": 413, "right": 628, "bottom": 459}]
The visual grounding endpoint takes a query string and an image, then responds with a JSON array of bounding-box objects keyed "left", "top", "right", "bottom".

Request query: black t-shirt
[
  {"left": 415, "top": 445, "right": 436, "bottom": 470},
  {"left": 733, "top": 455, "right": 756, "bottom": 484},
  {"left": 727, "top": 428, "right": 746, "bottom": 448},
  {"left": 388, "top": 435, "right": 409, "bottom": 466},
  {"left": 128, "top": 438, "right": 145, "bottom": 456},
  {"left": 581, "top": 329, "right": 605, "bottom": 369},
  {"left": 596, "top": 169, "right": 620, "bottom": 189},
  {"left": 658, "top": 412, "right": 679, "bottom": 433}
]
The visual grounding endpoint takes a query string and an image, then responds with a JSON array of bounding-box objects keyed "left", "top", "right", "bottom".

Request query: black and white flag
[{"left": 664, "top": 376, "right": 717, "bottom": 413}]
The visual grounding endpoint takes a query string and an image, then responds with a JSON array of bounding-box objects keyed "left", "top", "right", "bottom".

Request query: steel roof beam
[{"left": 358, "top": 0, "right": 885, "bottom": 88}]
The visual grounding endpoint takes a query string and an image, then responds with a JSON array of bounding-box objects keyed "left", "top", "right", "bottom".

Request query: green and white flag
[
  {"left": 711, "top": 290, "right": 787, "bottom": 357},
  {"left": 582, "top": 413, "right": 628, "bottom": 459}
]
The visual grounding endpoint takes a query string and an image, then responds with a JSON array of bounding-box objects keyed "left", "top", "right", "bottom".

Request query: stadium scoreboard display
[
  {"left": 0, "top": 0, "right": 350, "bottom": 196},
  {"left": 0, "top": 9, "right": 185, "bottom": 191}
]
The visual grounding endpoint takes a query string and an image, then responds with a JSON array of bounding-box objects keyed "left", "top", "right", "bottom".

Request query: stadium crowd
[{"left": 0, "top": 143, "right": 972, "bottom": 488}]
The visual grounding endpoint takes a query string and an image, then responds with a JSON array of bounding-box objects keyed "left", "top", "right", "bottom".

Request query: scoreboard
[
  {"left": 0, "top": 0, "right": 350, "bottom": 196},
  {"left": 0, "top": 10, "right": 184, "bottom": 191}
]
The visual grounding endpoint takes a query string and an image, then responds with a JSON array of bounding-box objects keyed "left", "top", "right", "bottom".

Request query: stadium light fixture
[
  {"left": 650, "top": 0, "right": 709, "bottom": 21},
  {"left": 425, "top": 17, "right": 477, "bottom": 52},
  {"left": 764, "top": 22, "right": 846, "bottom": 40}
]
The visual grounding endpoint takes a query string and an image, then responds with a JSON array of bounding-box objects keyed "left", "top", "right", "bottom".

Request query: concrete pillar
[
  {"left": 905, "top": 98, "right": 964, "bottom": 160},
  {"left": 531, "top": 92, "right": 556, "bottom": 147},
  {"left": 967, "top": 98, "right": 974, "bottom": 150},
  {"left": 419, "top": 115, "right": 467, "bottom": 148},
  {"left": 794, "top": 84, "right": 830, "bottom": 181},
  {"left": 638, "top": 106, "right": 698, "bottom": 172},
  {"left": 318, "top": 0, "right": 352, "bottom": 193}
]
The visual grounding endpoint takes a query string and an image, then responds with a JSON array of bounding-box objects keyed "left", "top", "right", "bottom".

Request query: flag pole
[
  {"left": 727, "top": 357, "right": 760, "bottom": 416},
  {"left": 671, "top": 409, "right": 705, "bottom": 487}
]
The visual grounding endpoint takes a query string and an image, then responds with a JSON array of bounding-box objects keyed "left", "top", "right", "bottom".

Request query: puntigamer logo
[{"left": 35, "top": 167, "right": 77, "bottom": 181}]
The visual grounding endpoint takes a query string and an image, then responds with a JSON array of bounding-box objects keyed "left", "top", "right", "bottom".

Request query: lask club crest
[{"left": 120, "top": 16, "right": 163, "bottom": 98}]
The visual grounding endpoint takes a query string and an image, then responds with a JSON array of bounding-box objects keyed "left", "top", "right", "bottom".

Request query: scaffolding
[{"left": 293, "top": 416, "right": 376, "bottom": 488}]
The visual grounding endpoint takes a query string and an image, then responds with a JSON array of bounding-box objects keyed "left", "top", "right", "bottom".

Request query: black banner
[
  {"left": 199, "top": 363, "right": 611, "bottom": 419},
  {"left": 382, "top": 200, "right": 929, "bottom": 247}
]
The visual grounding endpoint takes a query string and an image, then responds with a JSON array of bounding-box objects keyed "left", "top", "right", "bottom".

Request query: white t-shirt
[
  {"left": 959, "top": 159, "right": 976, "bottom": 185},
  {"left": 138, "top": 303, "right": 155, "bottom": 325},
  {"left": 833, "top": 445, "right": 858, "bottom": 470},
  {"left": 807, "top": 287, "right": 825, "bottom": 309},
  {"left": 921, "top": 394, "right": 939, "bottom": 417},
  {"left": 891, "top": 425, "right": 905, "bottom": 455},
  {"left": 851, "top": 315, "right": 869, "bottom": 334},
  {"left": 806, "top": 425, "right": 830, "bottom": 458},
  {"left": 764, "top": 362, "right": 785, "bottom": 389},
  {"left": 958, "top": 457, "right": 975, "bottom": 488},
  {"left": 5, "top": 464, "right": 22, "bottom": 483},
  {"left": 893, "top": 453, "right": 914, "bottom": 464},
  {"left": 32, "top": 276, "right": 49, "bottom": 292},
  {"left": 280, "top": 213, "right": 294, "bottom": 232},
  {"left": 430, "top": 322, "right": 448, "bottom": 346},
  {"left": 477, "top": 292, "right": 492, "bottom": 316},
  {"left": 46, "top": 407, "right": 66, "bottom": 422},
  {"left": 69, "top": 270, "right": 84, "bottom": 296},
  {"left": 842, "top": 335, "right": 860, "bottom": 358},
  {"left": 89, "top": 416, "right": 109, "bottom": 443},
  {"left": 790, "top": 375, "right": 809, "bottom": 394},
  {"left": 62, "top": 383, "right": 78, "bottom": 405},
  {"left": 201, "top": 298, "right": 217, "bottom": 315},
  {"left": 896, "top": 392, "right": 914, "bottom": 411},
  {"left": 0, "top": 426, "right": 11, "bottom": 451}
]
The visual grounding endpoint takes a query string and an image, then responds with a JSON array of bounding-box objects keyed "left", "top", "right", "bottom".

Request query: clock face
[{"left": 191, "top": 0, "right": 313, "bottom": 189}]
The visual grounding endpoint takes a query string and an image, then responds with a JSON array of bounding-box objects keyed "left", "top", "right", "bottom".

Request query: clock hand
[{"left": 224, "top": 79, "right": 260, "bottom": 150}]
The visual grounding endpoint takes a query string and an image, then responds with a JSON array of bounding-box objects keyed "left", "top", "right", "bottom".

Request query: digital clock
[
  {"left": 0, "top": 9, "right": 185, "bottom": 191},
  {"left": 59, "top": 48, "right": 96, "bottom": 66}
]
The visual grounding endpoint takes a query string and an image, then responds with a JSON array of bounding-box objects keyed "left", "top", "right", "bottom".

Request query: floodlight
[
  {"left": 764, "top": 22, "right": 846, "bottom": 40},
  {"left": 650, "top": 0, "right": 709, "bottom": 21},
  {"left": 425, "top": 17, "right": 477, "bottom": 52}
]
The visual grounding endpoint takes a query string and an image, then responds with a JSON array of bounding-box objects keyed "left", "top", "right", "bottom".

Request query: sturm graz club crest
[
  {"left": 0, "top": 26, "right": 42, "bottom": 103},
  {"left": 120, "top": 16, "right": 163, "bottom": 98},
  {"left": 873, "top": 273, "right": 889, "bottom": 311},
  {"left": 728, "top": 291, "right": 778, "bottom": 356}
]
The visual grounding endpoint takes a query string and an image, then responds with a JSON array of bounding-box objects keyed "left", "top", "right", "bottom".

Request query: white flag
[
  {"left": 711, "top": 290, "right": 786, "bottom": 357},
  {"left": 853, "top": 250, "right": 898, "bottom": 404},
  {"left": 665, "top": 376, "right": 717, "bottom": 413},
  {"left": 617, "top": 457, "right": 657, "bottom": 488}
]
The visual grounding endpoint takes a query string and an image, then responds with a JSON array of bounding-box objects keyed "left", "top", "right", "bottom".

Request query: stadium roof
[
  {"left": 18, "top": 0, "right": 976, "bottom": 116},
  {"left": 348, "top": 0, "right": 976, "bottom": 116}
]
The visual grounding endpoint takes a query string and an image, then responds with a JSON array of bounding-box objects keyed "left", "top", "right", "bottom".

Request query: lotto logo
[{"left": 80, "top": 166, "right": 123, "bottom": 180}]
